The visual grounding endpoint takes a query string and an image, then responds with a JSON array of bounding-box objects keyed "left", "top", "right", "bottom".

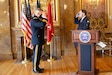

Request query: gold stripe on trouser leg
[{"left": 34, "top": 45, "right": 38, "bottom": 71}]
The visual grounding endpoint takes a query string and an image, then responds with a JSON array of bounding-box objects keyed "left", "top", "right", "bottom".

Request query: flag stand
[
  {"left": 47, "top": 37, "right": 54, "bottom": 62},
  {"left": 21, "top": 37, "right": 29, "bottom": 64}
]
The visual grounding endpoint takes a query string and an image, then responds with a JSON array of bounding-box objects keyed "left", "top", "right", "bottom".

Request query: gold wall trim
[
  {"left": 104, "top": 0, "right": 112, "bottom": 33},
  {"left": 17, "top": 0, "right": 60, "bottom": 26}
]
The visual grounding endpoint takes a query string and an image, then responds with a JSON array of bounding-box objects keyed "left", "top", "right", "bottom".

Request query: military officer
[{"left": 30, "top": 8, "right": 47, "bottom": 73}]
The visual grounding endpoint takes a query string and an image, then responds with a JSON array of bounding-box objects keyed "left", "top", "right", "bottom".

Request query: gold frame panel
[
  {"left": 53, "top": 0, "right": 60, "bottom": 26},
  {"left": 18, "top": 0, "right": 60, "bottom": 26},
  {"left": 105, "top": 0, "right": 112, "bottom": 33}
]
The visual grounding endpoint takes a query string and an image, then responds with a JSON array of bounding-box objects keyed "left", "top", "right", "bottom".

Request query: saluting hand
[
  {"left": 76, "top": 13, "right": 79, "bottom": 18},
  {"left": 42, "top": 12, "right": 47, "bottom": 19}
]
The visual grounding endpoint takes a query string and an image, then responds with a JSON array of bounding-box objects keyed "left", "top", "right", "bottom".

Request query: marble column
[
  {"left": 12, "top": 27, "right": 23, "bottom": 63},
  {"left": 0, "top": 0, "right": 12, "bottom": 60}
]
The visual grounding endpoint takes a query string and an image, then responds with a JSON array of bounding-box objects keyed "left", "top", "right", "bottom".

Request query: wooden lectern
[{"left": 71, "top": 30, "right": 99, "bottom": 75}]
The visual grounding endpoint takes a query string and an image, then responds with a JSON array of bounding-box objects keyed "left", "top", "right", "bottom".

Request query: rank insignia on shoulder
[
  {"left": 87, "top": 20, "right": 90, "bottom": 23},
  {"left": 33, "top": 17, "right": 38, "bottom": 20}
]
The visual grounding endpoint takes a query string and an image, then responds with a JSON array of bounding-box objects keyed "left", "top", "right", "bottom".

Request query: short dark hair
[
  {"left": 36, "top": 8, "right": 43, "bottom": 11},
  {"left": 81, "top": 9, "right": 87, "bottom": 15}
]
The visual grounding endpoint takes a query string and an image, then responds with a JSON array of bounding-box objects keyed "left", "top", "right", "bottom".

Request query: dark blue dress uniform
[
  {"left": 30, "top": 15, "right": 47, "bottom": 73},
  {"left": 74, "top": 17, "right": 90, "bottom": 47},
  {"left": 31, "top": 16, "right": 46, "bottom": 45}
]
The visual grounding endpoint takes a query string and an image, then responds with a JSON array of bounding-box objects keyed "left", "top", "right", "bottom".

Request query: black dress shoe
[
  {"left": 33, "top": 69, "right": 44, "bottom": 73},
  {"left": 37, "top": 68, "right": 44, "bottom": 71}
]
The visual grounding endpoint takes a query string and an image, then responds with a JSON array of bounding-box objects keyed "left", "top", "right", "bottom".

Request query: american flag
[{"left": 21, "top": 0, "right": 33, "bottom": 49}]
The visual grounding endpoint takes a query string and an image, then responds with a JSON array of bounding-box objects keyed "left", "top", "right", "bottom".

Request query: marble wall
[
  {"left": 0, "top": 0, "right": 12, "bottom": 60},
  {"left": 0, "top": 0, "right": 112, "bottom": 60},
  {"left": 60, "top": 0, "right": 77, "bottom": 55}
]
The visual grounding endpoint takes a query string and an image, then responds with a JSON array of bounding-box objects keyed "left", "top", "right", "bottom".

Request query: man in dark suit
[
  {"left": 30, "top": 8, "right": 47, "bottom": 73},
  {"left": 74, "top": 9, "right": 90, "bottom": 53},
  {"left": 74, "top": 9, "right": 90, "bottom": 30}
]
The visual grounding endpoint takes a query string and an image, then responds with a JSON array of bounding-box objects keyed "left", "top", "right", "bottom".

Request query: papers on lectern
[{"left": 97, "top": 42, "right": 107, "bottom": 48}]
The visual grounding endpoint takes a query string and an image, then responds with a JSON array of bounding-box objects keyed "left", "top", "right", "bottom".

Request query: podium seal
[{"left": 79, "top": 31, "right": 91, "bottom": 43}]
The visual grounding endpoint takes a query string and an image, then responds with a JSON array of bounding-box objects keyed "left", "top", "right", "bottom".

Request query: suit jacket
[
  {"left": 30, "top": 16, "right": 47, "bottom": 45},
  {"left": 74, "top": 16, "right": 90, "bottom": 30}
]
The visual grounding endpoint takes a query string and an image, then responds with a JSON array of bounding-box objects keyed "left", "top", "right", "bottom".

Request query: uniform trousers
[{"left": 32, "top": 44, "right": 42, "bottom": 71}]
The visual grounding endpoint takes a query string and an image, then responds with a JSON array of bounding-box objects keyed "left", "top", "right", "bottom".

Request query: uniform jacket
[
  {"left": 30, "top": 16, "right": 47, "bottom": 45},
  {"left": 74, "top": 16, "right": 90, "bottom": 30}
]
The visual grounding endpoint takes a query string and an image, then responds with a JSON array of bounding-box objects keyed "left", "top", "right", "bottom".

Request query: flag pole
[
  {"left": 47, "top": 37, "right": 54, "bottom": 62},
  {"left": 21, "top": 37, "right": 28, "bottom": 64}
]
